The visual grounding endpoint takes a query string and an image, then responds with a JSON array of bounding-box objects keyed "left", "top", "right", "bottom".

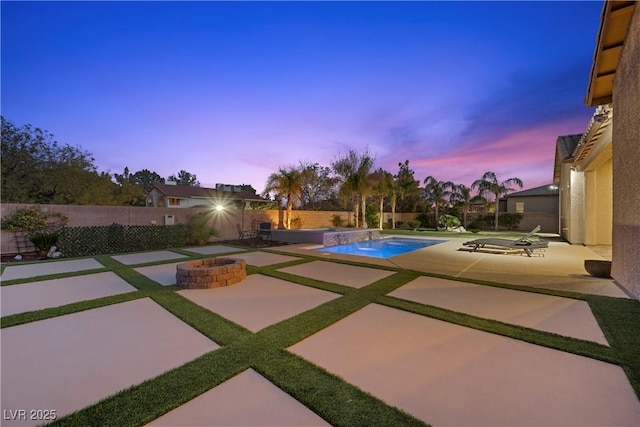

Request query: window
[
  {"left": 515, "top": 202, "right": 524, "bottom": 213},
  {"left": 169, "top": 198, "right": 180, "bottom": 206}
]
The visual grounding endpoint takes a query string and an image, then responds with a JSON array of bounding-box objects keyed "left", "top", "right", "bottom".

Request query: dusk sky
[{"left": 2, "top": 1, "right": 603, "bottom": 193}]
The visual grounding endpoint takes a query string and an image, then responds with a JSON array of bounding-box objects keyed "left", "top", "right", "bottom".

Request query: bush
[
  {"left": 499, "top": 213, "right": 524, "bottom": 230},
  {"left": 290, "top": 216, "right": 303, "bottom": 229},
  {"left": 437, "top": 214, "right": 461, "bottom": 229},
  {"left": 27, "top": 230, "right": 60, "bottom": 252},
  {"left": 365, "top": 204, "right": 378, "bottom": 229},
  {"left": 58, "top": 225, "right": 189, "bottom": 257},
  {"left": 414, "top": 213, "right": 431, "bottom": 228},
  {"left": 408, "top": 220, "right": 421, "bottom": 230},
  {"left": 1, "top": 206, "right": 68, "bottom": 232},
  {"left": 185, "top": 214, "right": 219, "bottom": 245},
  {"left": 331, "top": 214, "right": 345, "bottom": 227}
]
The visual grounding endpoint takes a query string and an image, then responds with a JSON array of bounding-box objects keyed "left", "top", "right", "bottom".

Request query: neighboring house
[
  {"left": 497, "top": 184, "right": 559, "bottom": 232},
  {"left": 146, "top": 182, "right": 265, "bottom": 209},
  {"left": 560, "top": 0, "right": 638, "bottom": 298},
  {"left": 506, "top": 184, "right": 559, "bottom": 214}
]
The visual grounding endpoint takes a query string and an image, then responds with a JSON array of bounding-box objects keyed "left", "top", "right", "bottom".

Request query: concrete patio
[{"left": 1, "top": 242, "right": 638, "bottom": 426}]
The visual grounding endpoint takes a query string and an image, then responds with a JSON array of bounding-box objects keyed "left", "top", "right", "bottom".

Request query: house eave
[{"left": 585, "top": 1, "right": 636, "bottom": 107}]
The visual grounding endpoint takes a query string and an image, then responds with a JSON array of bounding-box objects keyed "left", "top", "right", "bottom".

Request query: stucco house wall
[{"left": 612, "top": 4, "right": 640, "bottom": 297}]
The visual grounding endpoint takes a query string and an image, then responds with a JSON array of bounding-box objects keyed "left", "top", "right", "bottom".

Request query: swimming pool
[{"left": 315, "top": 237, "right": 446, "bottom": 259}]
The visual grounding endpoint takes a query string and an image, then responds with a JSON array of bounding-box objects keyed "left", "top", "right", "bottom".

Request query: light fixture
[{"left": 215, "top": 205, "right": 225, "bottom": 212}]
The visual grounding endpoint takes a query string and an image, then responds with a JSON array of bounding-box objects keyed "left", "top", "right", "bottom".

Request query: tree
[
  {"left": 394, "top": 160, "right": 422, "bottom": 213},
  {"left": 298, "top": 161, "right": 337, "bottom": 210},
  {"left": 168, "top": 170, "right": 200, "bottom": 186},
  {"left": 423, "top": 176, "right": 454, "bottom": 227},
  {"left": 262, "top": 165, "right": 304, "bottom": 229},
  {"left": 370, "top": 168, "right": 394, "bottom": 229},
  {"left": 332, "top": 149, "right": 375, "bottom": 228},
  {"left": 450, "top": 184, "right": 485, "bottom": 228},
  {"left": 1, "top": 116, "right": 107, "bottom": 204},
  {"left": 472, "top": 171, "right": 523, "bottom": 230},
  {"left": 131, "top": 169, "right": 165, "bottom": 192}
]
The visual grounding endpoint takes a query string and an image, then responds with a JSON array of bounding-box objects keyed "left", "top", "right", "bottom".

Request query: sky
[{"left": 1, "top": 1, "right": 603, "bottom": 194}]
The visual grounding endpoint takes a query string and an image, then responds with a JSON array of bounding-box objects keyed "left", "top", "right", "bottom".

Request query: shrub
[
  {"left": 437, "top": 214, "right": 461, "bottom": 229},
  {"left": 365, "top": 204, "right": 378, "bottom": 229},
  {"left": 408, "top": 220, "right": 421, "bottom": 230},
  {"left": 330, "top": 214, "right": 345, "bottom": 227},
  {"left": 185, "top": 214, "right": 219, "bottom": 245},
  {"left": 58, "top": 225, "right": 189, "bottom": 257},
  {"left": 499, "top": 213, "right": 524, "bottom": 230},
  {"left": 414, "top": 213, "right": 431, "bottom": 228},
  {"left": 27, "top": 230, "right": 60, "bottom": 253},
  {"left": 1, "top": 206, "right": 68, "bottom": 232},
  {"left": 290, "top": 216, "right": 303, "bottom": 229}
]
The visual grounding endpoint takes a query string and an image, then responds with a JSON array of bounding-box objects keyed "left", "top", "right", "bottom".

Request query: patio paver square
[
  {"left": 146, "top": 368, "right": 330, "bottom": 426},
  {"left": 135, "top": 262, "right": 183, "bottom": 286},
  {"left": 111, "top": 250, "right": 188, "bottom": 265},
  {"left": 0, "top": 258, "right": 104, "bottom": 281},
  {"left": 229, "top": 251, "right": 300, "bottom": 267},
  {"left": 178, "top": 274, "right": 340, "bottom": 332},
  {"left": 1, "top": 298, "right": 219, "bottom": 427},
  {"left": 1, "top": 272, "right": 137, "bottom": 317},
  {"left": 182, "top": 245, "right": 247, "bottom": 255},
  {"left": 389, "top": 276, "right": 609, "bottom": 345},
  {"left": 288, "top": 304, "right": 640, "bottom": 427},
  {"left": 278, "top": 260, "right": 395, "bottom": 288}
]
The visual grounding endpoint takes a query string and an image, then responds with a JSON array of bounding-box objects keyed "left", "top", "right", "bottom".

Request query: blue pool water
[{"left": 316, "top": 237, "right": 445, "bottom": 259}]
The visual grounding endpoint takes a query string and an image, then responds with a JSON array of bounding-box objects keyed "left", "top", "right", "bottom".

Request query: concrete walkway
[
  {"left": 275, "top": 238, "right": 629, "bottom": 298},
  {"left": 289, "top": 304, "right": 639, "bottom": 426},
  {"left": 1, "top": 246, "right": 638, "bottom": 426}
]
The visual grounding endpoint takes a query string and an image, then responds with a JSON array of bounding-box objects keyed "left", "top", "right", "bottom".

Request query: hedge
[{"left": 58, "top": 224, "right": 188, "bottom": 257}]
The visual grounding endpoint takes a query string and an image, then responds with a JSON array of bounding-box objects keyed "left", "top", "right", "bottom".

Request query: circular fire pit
[{"left": 176, "top": 258, "right": 247, "bottom": 289}]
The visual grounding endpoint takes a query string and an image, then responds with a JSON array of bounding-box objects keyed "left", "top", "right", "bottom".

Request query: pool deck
[{"left": 1, "top": 240, "right": 638, "bottom": 426}]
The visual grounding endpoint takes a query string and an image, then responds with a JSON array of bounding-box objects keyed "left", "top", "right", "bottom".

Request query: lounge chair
[{"left": 462, "top": 225, "right": 548, "bottom": 257}]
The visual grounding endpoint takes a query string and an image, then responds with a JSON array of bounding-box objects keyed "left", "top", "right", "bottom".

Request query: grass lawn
[{"left": 1, "top": 244, "right": 638, "bottom": 426}]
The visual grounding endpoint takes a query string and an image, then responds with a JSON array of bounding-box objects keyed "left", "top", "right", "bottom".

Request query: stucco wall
[
  {"left": 612, "top": 4, "right": 640, "bottom": 298},
  {"left": 0, "top": 204, "right": 420, "bottom": 255}
]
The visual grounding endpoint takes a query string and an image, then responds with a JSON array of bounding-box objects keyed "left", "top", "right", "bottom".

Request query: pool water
[{"left": 315, "top": 237, "right": 445, "bottom": 259}]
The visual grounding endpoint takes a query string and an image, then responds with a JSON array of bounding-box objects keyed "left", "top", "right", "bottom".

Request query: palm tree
[
  {"left": 370, "top": 168, "right": 394, "bottom": 229},
  {"left": 262, "top": 166, "right": 304, "bottom": 229},
  {"left": 332, "top": 149, "right": 375, "bottom": 228},
  {"left": 423, "top": 176, "right": 454, "bottom": 227},
  {"left": 450, "top": 184, "right": 485, "bottom": 228},
  {"left": 472, "top": 171, "right": 523, "bottom": 230}
]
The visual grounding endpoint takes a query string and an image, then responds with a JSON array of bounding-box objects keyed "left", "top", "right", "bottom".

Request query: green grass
[{"left": 1, "top": 244, "right": 639, "bottom": 426}]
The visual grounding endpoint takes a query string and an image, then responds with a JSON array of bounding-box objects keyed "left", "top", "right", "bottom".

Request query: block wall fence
[
  {"left": 0, "top": 203, "right": 420, "bottom": 255},
  {"left": 0, "top": 203, "right": 557, "bottom": 255}
]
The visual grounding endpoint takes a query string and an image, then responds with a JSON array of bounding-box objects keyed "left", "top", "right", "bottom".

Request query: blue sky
[{"left": 1, "top": 1, "right": 602, "bottom": 193}]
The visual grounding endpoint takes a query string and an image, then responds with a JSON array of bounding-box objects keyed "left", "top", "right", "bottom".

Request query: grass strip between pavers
[
  {"left": 587, "top": 295, "right": 640, "bottom": 399},
  {"left": 3, "top": 247, "right": 640, "bottom": 425},
  {"left": 0, "top": 291, "right": 145, "bottom": 329}
]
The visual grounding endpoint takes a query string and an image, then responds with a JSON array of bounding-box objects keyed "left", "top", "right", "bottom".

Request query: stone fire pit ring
[{"left": 176, "top": 258, "right": 247, "bottom": 289}]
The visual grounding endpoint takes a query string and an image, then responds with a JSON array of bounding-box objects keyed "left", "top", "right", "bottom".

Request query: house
[
  {"left": 558, "top": 0, "right": 638, "bottom": 298},
  {"left": 146, "top": 182, "right": 265, "bottom": 209},
  {"left": 554, "top": 106, "right": 613, "bottom": 246},
  {"left": 504, "top": 184, "right": 559, "bottom": 233}
]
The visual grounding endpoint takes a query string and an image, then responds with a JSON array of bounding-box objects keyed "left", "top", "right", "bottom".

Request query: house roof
[
  {"left": 553, "top": 134, "right": 582, "bottom": 183},
  {"left": 508, "top": 184, "right": 559, "bottom": 198},
  {"left": 151, "top": 183, "right": 266, "bottom": 202},
  {"left": 585, "top": 1, "right": 637, "bottom": 107}
]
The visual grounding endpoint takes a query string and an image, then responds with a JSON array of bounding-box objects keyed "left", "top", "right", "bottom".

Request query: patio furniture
[
  {"left": 256, "top": 222, "right": 272, "bottom": 246},
  {"left": 236, "top": 223, "right": 253, "bottom": 241},
  {"left": 462, "top": 225, "right": 548, "bottom": 257}
]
